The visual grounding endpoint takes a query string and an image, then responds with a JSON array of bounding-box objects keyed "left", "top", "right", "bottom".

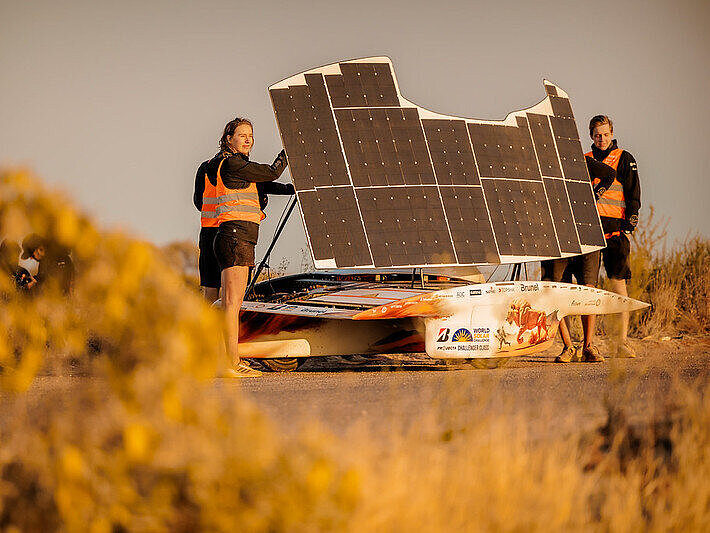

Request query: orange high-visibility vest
[
  {"left": 215, "top": 158, "right": 264, "bottom": 225},
  {"left": 200, "top": 172, "right": 219, "bottom": 228},
  {"left": 586, "top": 148, "right": 625, "bottom": 237}
]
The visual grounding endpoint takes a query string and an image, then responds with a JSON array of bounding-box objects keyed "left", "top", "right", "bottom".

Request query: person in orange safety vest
[
  {"left": 587, "top": 115, "right": 641, "bottom": 358},
  {"left": 193, "top": 159, "right": 220, "bottom": 302},
  {"left": 193, "top": 151, "right": 294, "bottom": 304},
  {"left": 203, "top": 117, "right": 288, "bottom": 377}
]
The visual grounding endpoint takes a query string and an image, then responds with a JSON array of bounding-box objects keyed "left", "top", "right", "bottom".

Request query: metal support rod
[
  {"left": 510, "top": 263, "right": 522, "bottom": 281},
  {"left": 245, "top": 196, "right": 298, "bottom": 300}
]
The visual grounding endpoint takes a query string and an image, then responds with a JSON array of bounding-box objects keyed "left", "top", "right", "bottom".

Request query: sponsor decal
[
  {"left": 456, "top": 291, "right": 466, "bottom": 298},
  {"left": 520, "top": 283, "right": 539, "bottom": 292},
  {"left": 498, "top": 286, "right": 515, "bottom": 293},
  {"left": 571, "top": 299, "right": 581, "bottom": 306},
  {"left": 470, "top": 288, "right": 482, "bottom": 296},
  {"left": 436, "top": 328, "right": 450, "bottom": 342},
  {"left": 471, "top": 327, "right": 490, "bottom": 342},
  {"left": 242, "top": 302, "right": 334, "bottom": 316},
  {"left": 485, "top": 287, "right": 496, "bottom": 294},
  {"left": 584, "top": 299, "right": 602, "bottom": 307},
  {"left": 437, "top": 327, "right": 489, "bottom": 353},
  {"left": 452, "top": 328, "right": 473, "bottom": 342}
]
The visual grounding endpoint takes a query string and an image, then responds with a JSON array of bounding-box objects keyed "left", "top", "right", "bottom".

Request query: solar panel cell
[
  {"left": 549, "top": 95, "right": 575, "bottom": 120},
  {"left": 555, "top": 137, "right": 589, "bottom": 182},
  {"left": 565, "top": 181, "right": 607, "bottom": 247},
  {"left": 440, "top": 186, "right": 499, "bottom": 263},
  {"left": 422, "top": 119, "right": 480, "bottom": 185},
  {"left": 527, "top": 113, "right": 563, "bottom": 178},
  {"left": 270, "top": 75, "right": 349, "bottom": 190},
  {"left": 542, "top": 178, "right": 582, "bottom": 254},
  {"left": 356, "top": 187, "right": 455, "bottom": 267},
  {"left": 482, "top": 179, "right": 560, "bottom": 258},
  {"left": 468, "top": 117, "right": 540, "bottom": 180},
  {"left": 297, "top": 189, "right": 371, "bottom": 267},
  {"left": 326, "top": 62, "right": 400, "bottom": 108}
]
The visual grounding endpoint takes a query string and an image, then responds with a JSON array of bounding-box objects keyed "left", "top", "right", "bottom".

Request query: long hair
[{"left": 219, "top": 117, "right": 253, "bottom": 153}]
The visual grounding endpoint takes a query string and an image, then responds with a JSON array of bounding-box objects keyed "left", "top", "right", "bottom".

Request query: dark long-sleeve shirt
[
  {"left": 258, "top": 181, "right": 295, "bottom": 212},
  {"left": 590, "top": 140, "right": 641, "bottom": 234},
  {"left": 206, "top": 150, "right": 287, "bottom": 189},
  {"left": 586, "top": 155, "right": 616, "bottom": 200},
  {"left": 193, "top": 150, "right": 289, "bottom": 211},
  {"left": 193, "top": 160, "right": 210, "bottom": 211},
  {"left": 194, "top": 150, "right": 289, "bottom": 243}
]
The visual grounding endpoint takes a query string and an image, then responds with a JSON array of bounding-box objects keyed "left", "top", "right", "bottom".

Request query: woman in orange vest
[
  {"left": 194, "top": 158, "right": 295, "bottom": 304},
  {"left": 205, "top": 117, "right": 288, "bottom": 377}
]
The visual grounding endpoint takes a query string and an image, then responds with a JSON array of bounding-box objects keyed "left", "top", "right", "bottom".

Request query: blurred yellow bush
[{"left": 0, "top": 170, "right": 359, "bottom": 531}]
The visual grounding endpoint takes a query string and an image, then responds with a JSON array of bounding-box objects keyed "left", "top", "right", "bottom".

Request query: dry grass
[
  {"left": 623, "top": 207, "right": 708, "bottom": 337},
  {"left": 0, "top": 171, "right": 709, "bottom": 531}
]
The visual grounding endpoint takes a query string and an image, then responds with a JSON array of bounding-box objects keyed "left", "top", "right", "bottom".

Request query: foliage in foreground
[
  {"left": 0, "top": 171, "right": 708, "bottom": 531},
  {"left": 0, "top": 171, "right": 358, "bottom": 531}
]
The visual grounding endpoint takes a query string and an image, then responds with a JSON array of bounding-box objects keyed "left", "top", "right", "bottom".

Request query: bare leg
[
  {"left": 201, "top": 286, "right": 220, "bottom": 304},
  {"left": 581, "top": 315, "right": 596, "bottom": 347},
  {"left": 608, "top": 278, "right": 629, "bottom": 342},
  {"left": 581, "top": 283, "right": 597, "bottom": 347},
  {"left": 221, "top": 265, "right": 250, "bottom": 367},
  {"left": 558, "top": 316, "right": 573, "bottom": 347}
]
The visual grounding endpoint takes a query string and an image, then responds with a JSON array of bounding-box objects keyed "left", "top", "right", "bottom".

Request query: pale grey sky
[{"left": 1, "top": 0, "right": 708, "bottom": 267}]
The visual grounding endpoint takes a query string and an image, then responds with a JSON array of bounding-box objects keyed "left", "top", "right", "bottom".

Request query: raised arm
[
  {"left": 220, "top": 150, "right": 288, "bottom": 188},
  {"left": 585, "top": 156, "right": 616, "bottom": 200}
]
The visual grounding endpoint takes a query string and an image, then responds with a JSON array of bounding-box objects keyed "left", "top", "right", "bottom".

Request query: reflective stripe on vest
[
  {"left": 215, "top": 159, "right": 264, "bottom": 225},
  {"left": 586, "top": 149, "right": 625, "bottom": 221},
  {"left": 201, "top": 174, "right": 219, "bottom": 228}
]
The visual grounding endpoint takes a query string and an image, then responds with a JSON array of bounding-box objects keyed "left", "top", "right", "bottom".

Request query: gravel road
[{"left": 224, "top": 336, "right": 710, "bottom": 438}]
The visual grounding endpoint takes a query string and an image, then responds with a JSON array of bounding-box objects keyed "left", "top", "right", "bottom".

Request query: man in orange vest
[
  {"left": 541, "top": 156, "right": 616, "bottom": 363},
  {"left": 587, "top": 115, "right": 641, "bottom": 357}
]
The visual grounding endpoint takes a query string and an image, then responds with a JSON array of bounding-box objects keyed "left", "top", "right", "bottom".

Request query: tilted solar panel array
[{"left": 269, "top": 57, "right": 605, "bottom": 269}]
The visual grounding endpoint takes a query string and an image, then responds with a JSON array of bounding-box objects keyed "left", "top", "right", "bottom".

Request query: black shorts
[
  {"left": 563, "top": 251, "right": 600, "bottom": 286},
  {"left": 540, "top": 258, "right": 568, "bottom": 283},
  {"left": 198, "top": 227, "right": 220, "bottom": 288},
  {"left": 541, "top": 251, "right": 600, "bottom": 286},
  {"left": 602, "top": 233, "right": 632, "bottom": 280},
  {"left": 213, "top": 229, "right": 255, "bottom": 270}
]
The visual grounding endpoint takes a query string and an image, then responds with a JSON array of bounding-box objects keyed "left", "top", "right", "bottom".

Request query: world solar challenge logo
[
  {"left": 435, "top": 327, "right": 489, "bottom": 354},
  {"left": 452, "top": 328, "right": 473, "bottom": 342}
]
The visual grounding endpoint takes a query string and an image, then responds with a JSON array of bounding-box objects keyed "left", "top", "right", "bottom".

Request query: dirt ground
[
  {"left": 13, "top": 335, "right": 710, "bottom": 442},
  {"left": 232, "top": 334, "right": 710, "bottom": 437}
]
